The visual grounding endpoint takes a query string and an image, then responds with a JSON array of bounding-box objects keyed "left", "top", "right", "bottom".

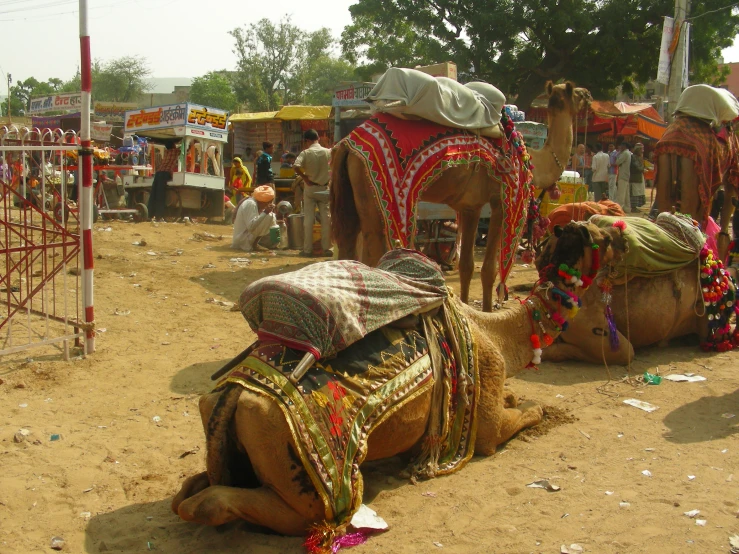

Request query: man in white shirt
[
  {"left": 294, "top": 129, "right": 332, "bottom": 257},
  {"left": 231, "top": 185, "right": 277, "bottom": 251},
  {"left": 614, "top": 143, "right": 632, "bottom": 210},
  {"left": 590, "top": 143, "right": 610, "bottom": 200}
]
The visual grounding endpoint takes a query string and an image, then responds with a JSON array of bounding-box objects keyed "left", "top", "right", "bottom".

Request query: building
[{"left": 720, "top": 62, "right": 739, "bottom": 98}]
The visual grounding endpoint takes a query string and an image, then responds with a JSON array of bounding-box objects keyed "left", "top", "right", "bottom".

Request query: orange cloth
[{"left": 547, "top": 200, "right": 626, "bottom": 231}]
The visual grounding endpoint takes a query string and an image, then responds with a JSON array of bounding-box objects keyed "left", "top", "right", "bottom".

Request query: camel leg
[
  {"left": 177, "top": 484, "right": 309, "bottom": 535},
  {"left": 718, "top": 184, "right": 736, "bottom": 260},
  {"left": 655, "top": 154, "right": 674, "bottom": 213},
  {"left": 481, "top": 201, "right": 503, "bottom": 312},
  {"left": 458, "top": 207, "right": 483, "bottom": 305},
  {"left": 472, "top": 332, "right": 543, "bottom": 455},
  {"left": 679, "top": 157, "right": 701, "bottom": 219},
  {"left": 336, "top": 227, "right": 359, "bottom": 261}
]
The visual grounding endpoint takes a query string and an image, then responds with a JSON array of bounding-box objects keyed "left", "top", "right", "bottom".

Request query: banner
[
  {"left": 124, "top": 103, "right": 187, "bottom": 131},
  {"left": 656, "top": 16, "right": 674, "bottom": 85},
  {"left": 92, "top": 123, "right": 113, "bottom": 142},
  {"left": 29, "top": 92, "right": 82, "bottom": 115},
  {"left": 186, "top": 103, "right": 229, "bottom": 132},
  {"left": 681, "top": 23, "right": 690, "bottom": 89},
  {"left": 94, "top": 102, "right": 137, "bottom": 121}
]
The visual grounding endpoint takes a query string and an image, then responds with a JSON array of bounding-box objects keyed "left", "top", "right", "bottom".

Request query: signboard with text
[
  {"left": 94, "top": 101, "right": 137, "bottom": 121},
  {"left": 124, "top": 103, "right": 188, "bottom": 132},
  {"left": 91, "top": 123, "right": 113, "bottom": 142},
  {"left": 124, "top": 103, "right": 230, "bottom": 142},
  {"left": 29, "top": 92, "right": 82, "bottom": 115},
  {"left": 333, "top": 83, "right": 375, "bottom": 108}
]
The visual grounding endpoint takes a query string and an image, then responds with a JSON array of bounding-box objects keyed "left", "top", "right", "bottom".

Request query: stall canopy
[
  {"left": 578, "top": 101, "right": 667, "bottom": 141},
  {"left": 229, "top": 111, "right": 279, "bottom": 123},
  {"left": 229, "top": 106, "right": 332, "bottom": 123},
  {"left": 528, "top": 98, "right": 667, "bottom": 141}
]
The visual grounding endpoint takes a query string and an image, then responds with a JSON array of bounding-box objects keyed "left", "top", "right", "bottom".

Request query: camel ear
[
  {"left": 546, "top": 81, "right": 554, "bottom": 96},
  {"left": 565, "top": 81, "right": 574, "bottom": 97},
  {"left": 579, "top": 224, "right": 592, "bottom": 245},
  {"left": 553, "top": 225, "right": 563, "bottom": 238}
]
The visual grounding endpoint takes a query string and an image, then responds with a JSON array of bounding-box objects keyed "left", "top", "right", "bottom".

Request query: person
[
  {"left": 206, "top": 144, "right": 221, "bottom": 176},
  {"left": 629, "top": 143, "right": 646, "bottom": 212},
  {"left": 0, "top": 156, "right": 9, "bottom": 184},
  {"left": 256, "top": 141, "right": 275, "bottom": 186},
  {"left": 583, "top": 144, "right": 593, "bottom": 188},
  {"left": 148, "top": 140, "right": 180, "bottom": 221},
  {"left": 590, "top": 143, "right": 609, "bottom": 201},
  {"left": 223, "top": 194, "right": 236, "bottom": 225},
  {"left": 614, "top": 142, "right": 632, "bottom": 211},
  {"left": 607, "top": 143, "right": 618, "bottom": 200},
  {"left": 229, "top": 157, "right": 251, "bottom": 203},
  {"left": 186, "top": 141, "right": 199, "bottom": 173},
  {"left": 569, "top": 144, "right": 585, "bottom": 176},
  {"left": 279, "top": 152, "right": 297, "bottom": 178},
  {"left": 231, "top": 184, "right": 278, "bottom": 251},
  {"left": 293, "top": 129, "right": 332, "bottom": 257}
]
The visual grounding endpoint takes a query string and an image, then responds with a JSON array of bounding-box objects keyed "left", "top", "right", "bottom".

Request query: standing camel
[
  {"left": 654, "top": 86, "right": 739, "bottom": 259},
  {"left": 330, "top": 81, "right": 591, "bottom": 312}
]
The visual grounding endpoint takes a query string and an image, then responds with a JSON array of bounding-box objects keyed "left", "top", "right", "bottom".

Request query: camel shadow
[
  {"left": 663, "top": 388, "right": 739, "bottom": 444},
  {"left": 170, "top": 359, "right": 233, "bottom": 395},
  {"left": 83, "top": 497, "right": 303, "bottom": 553}
]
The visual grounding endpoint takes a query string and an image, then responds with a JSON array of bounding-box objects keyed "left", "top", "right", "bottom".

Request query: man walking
[
  {"left": 615, "top": 142, "right": 632, "bottom": 210},
  {"left": 294, "top": 129, "right": 332, "bottom": 257},
  {"left": 590, "top": 143, "right": 609, "bottom": 200},
  {"left": 149, "top": 140, "right": 181, "bottom": 222},
  {"left": 607, "top": 143, "right": 618, "bottom": 200}
]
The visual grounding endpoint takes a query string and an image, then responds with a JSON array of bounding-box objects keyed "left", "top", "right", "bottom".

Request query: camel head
[
  {"left": 536, "top": 221, "right": 626, "bottom": 290},
  {"left": 545, "top": 81, "right": 592, "bottom": 116}
]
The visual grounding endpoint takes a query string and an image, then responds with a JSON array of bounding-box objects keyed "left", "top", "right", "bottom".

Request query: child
[{"left": 256, "top": 141, "right": 275, "bottom": 186}]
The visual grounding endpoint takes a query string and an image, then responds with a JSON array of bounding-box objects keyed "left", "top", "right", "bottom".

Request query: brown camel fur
[
  {"left": 330, "top": 82, "right": 591, "bottom": 312},
  {"left": 537, "top": 221, "right": 734, "bottom": 365},
  {"left": 655, "top": 119, "right": 738, "bottom": 259},
  {"left": 171, "top": 282, "right": 583, "bottom": 535}
]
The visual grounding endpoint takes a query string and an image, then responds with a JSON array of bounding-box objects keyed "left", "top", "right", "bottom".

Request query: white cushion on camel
[
  {"left": 366, "top": 67, "right": 505, "bottom": 134},
  {"left": 674, "top": 84, "right": 739, "bottom": 127}
]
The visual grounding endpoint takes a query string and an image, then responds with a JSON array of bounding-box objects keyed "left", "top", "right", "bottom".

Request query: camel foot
[
  {"left": 172, "top": 471, "right": 210, "bottom": 515},
  {"left": 177, "top": 484, "right": 310, "bottom": 536},
  {"left": 503, "top": 390, "right": 518, "bottom": 409}
]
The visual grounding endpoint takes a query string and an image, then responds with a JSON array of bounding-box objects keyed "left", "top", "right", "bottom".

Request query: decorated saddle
[
  {"left": 239, "top": 249, "right": 448, "bottom": 360},
  {"left": 589, "top": 214, "right": 704, "bottom": 282},
  {"left": 343, "top": 110, "right": 532, "bottom": 286},
  {"left": 221, "top": 290, "right": 478, "bottom": 548}
]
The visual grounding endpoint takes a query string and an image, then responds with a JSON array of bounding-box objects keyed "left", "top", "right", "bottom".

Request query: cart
[{"left": 122, "top": 103, "right": 228, "bottom": 221}]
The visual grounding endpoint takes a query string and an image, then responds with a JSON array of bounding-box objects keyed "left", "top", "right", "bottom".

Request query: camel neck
[{"left": 543, "top": 109, "right": 574, "bottom": 163}]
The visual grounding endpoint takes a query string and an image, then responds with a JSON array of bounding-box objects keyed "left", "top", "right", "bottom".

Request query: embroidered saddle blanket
[
  {"left": 239, "top": 249, "right": 448, "bottom": 360},
  {"left": 343, "top": 111, "right": 532, "bottom": 286},
  {"left": 653, "top": 116, "right": 739, "bottom": 223},
  {"left": 221, "top": 297, "right": 478, "bottom": 529}
]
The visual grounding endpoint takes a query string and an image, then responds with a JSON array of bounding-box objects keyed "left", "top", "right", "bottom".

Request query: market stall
[{"left": 122, "top": 103, "right": 228, "bottom": 220}]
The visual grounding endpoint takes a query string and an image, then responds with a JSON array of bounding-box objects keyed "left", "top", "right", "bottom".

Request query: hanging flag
[
  {"left": 682, "top": 23, "right": 691, "bottom": 89},
  {"left": 656, "top": 16, "right": 675, "bottom": 85}
]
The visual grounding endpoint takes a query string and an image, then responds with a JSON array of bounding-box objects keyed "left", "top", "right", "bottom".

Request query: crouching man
[{"left": 231, "top": 185, "right": 277, "bottom": 252}]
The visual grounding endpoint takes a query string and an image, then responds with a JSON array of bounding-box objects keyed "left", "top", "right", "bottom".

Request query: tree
[
  {"left": 341, "top": 0, "right": 739, "bottom": 110},
  {"left": 2, "top": 77, "right": 65, "bottom": 116},
  {"left": 231, "top": 17, "right": 357, "bottom": 110},
  {"left": 190, "top": 72, "right": 238, "bottom": 111},
  {"left": 63, "top": 58, "right": 152, "bottom": 102}
]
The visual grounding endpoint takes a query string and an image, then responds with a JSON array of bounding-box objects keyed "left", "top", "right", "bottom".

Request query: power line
[{"left": 687, "top": 1, "right": 739, "bottom": 20}]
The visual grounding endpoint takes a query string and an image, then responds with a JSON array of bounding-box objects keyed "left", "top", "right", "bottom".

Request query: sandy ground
[{"left": 1, "top": 218, "right": 738, "bottom": 554}]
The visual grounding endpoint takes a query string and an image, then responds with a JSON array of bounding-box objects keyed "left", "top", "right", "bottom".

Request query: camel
[
  {"left": 171, "top": 266, "right": 588, "bottom": 540},
  {"left": 330, "top": 82, "right": 591, "bottom": 313},
  {"left": 536, "top": 219, "right": 738, "bottom": 365},
  {"left": 654, "top": 87, "right": 739, "bottom": 259}
]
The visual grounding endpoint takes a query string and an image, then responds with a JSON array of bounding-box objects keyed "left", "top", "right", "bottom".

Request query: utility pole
[
  {"left": 6, "top": 73, "right": 11, "bottom": 123},
  {"left": 667, "top": 0, "right": 691, "bottom": 121}
]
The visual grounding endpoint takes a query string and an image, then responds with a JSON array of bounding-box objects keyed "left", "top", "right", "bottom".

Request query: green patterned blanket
[{"left": 221, "top": 298, "right": 478, "bottom": 530}]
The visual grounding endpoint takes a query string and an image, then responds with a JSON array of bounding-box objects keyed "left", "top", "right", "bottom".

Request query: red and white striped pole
[{"left": 79, "top": 0, "right": 95, "bottom": 354}]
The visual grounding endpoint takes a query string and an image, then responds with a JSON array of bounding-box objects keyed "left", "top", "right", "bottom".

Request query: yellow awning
[
  {"left": 274, "top": 105, "right": 332, "bottom": 120},
  {"left": 229, "top": 111, "right": 279, "bottom": 122}
]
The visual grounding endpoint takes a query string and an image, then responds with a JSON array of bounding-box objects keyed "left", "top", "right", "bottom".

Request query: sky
[
  {"left": 2, "top": 0, "right": 739, "bottom": 87},
  {"left": 0, "top": 0, "right": 356, "bottom": 84}
]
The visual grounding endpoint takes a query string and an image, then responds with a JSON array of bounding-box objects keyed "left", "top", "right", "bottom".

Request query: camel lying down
[
  {"left": 171, "top": 257, "right": 590, "bottom": 544},
  {"left": 537, "top": 217, "right": 739, "bottom": 365}
]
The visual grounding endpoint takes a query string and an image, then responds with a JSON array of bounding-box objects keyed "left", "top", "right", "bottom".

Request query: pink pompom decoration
[{"left": 612, "top": 220, "right": 627, "bottom": 231}]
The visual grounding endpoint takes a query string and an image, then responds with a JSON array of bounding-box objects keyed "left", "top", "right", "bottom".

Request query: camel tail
[
  {"left": 330, "top": 141, "right": 360, "bottom": 248},
  {"left": 205, "top": 383, "right": 243, "bottom": 487}
]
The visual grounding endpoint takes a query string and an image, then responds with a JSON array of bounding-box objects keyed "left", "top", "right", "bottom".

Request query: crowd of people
[
  {"left": 569, "top": 141, "right": 651, "bottom": 213},
  {"left": 229, "top": 129, "right": 333, "bottom": 257}
]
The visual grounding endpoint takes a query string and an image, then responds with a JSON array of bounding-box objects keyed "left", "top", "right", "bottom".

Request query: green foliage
[
  {"left": 190, "top": 72, "right": 238, "bottom": 111},
  {"left": 2, "top": 76, "right": 65, "bottom": 116},
  {"left": 341, "top": 0, "right": 739, "bottom": 109},
  {"left": 231, "top": 16, "right": 357, "bottom": 111},
  {"left": 93, "top": 57, "right": 152, "bottom": 102}
]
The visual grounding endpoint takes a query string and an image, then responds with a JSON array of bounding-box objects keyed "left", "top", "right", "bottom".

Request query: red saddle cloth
[{"left": 344, "top": 112, "right": 532, "bottom": 286}]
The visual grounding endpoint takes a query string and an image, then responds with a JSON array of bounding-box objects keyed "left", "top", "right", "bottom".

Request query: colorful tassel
[{"left": 605, "top": 305, "right": 619, "bottom": 352}]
